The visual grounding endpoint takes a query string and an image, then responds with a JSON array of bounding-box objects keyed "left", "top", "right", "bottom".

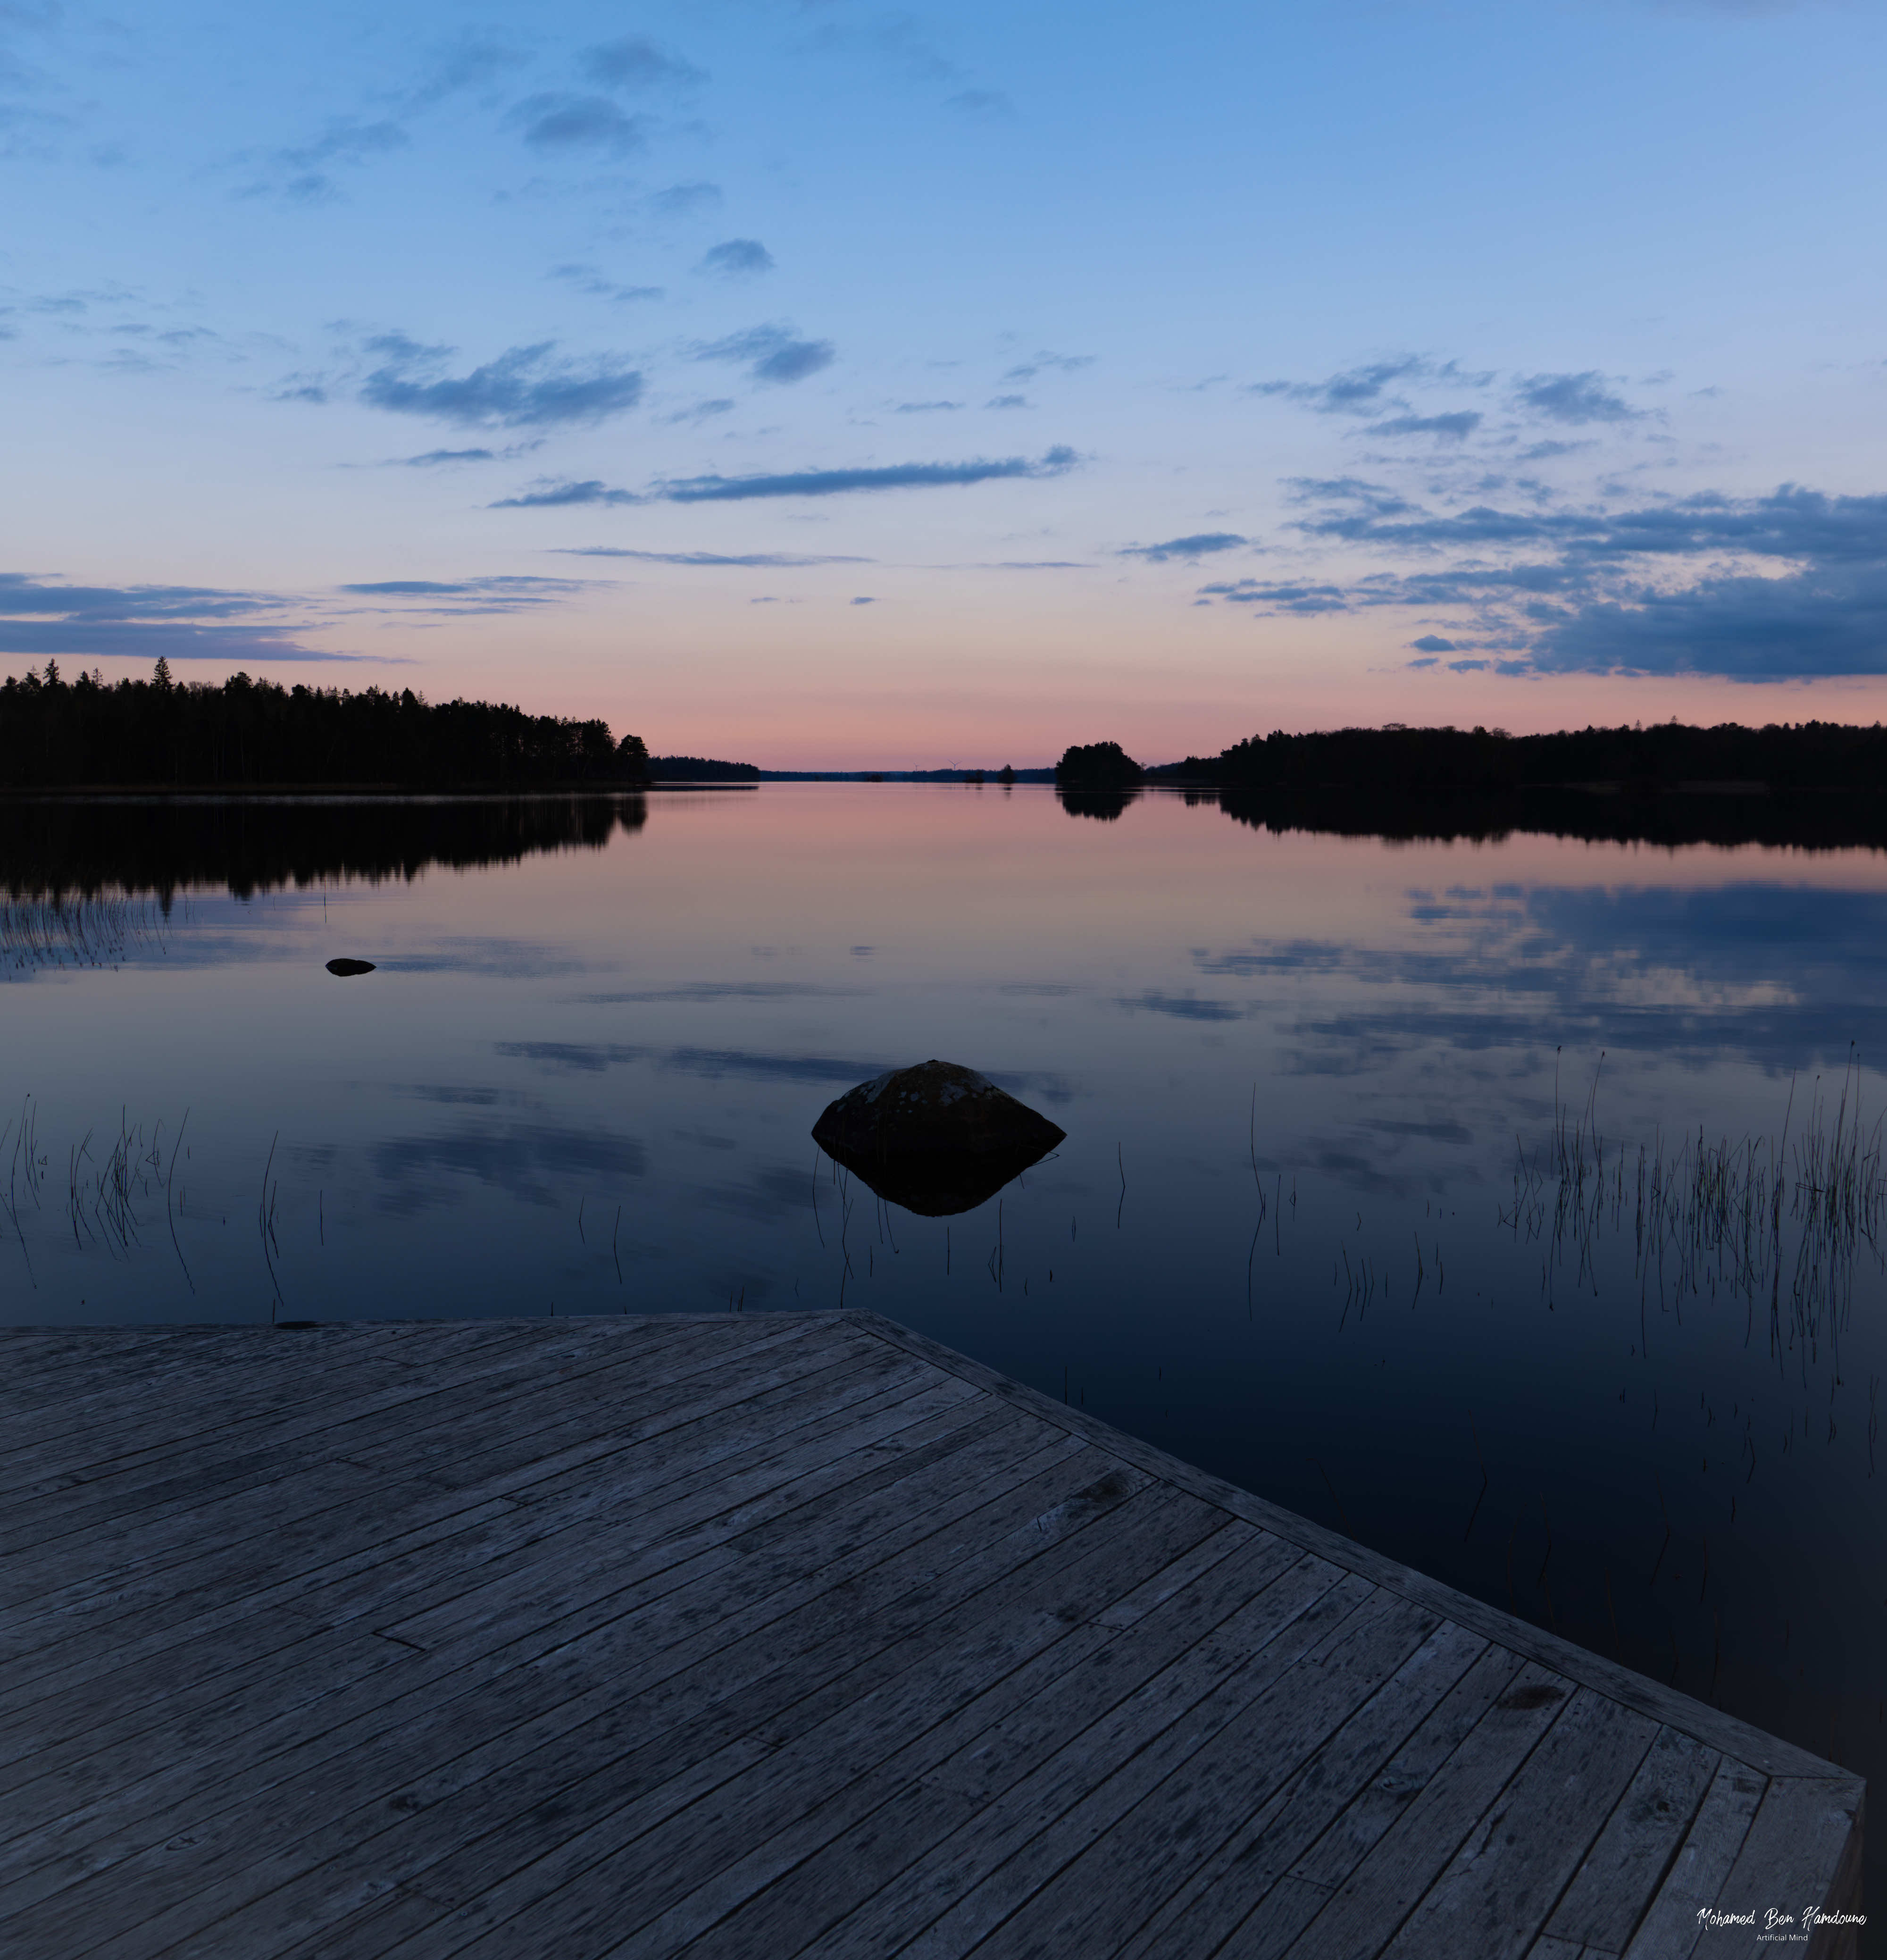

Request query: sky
[{"left": 4, "top": 0, "right": 1887, "bottom": 767}]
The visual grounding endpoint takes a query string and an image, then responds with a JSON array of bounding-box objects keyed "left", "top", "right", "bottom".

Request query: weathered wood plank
[
  {"left": 0, "top": 1329, "right": 928, "bottom": 1693},
  {"left": 0, "top": 1326, "right": 889, "bottom": 1766},
  {"left": 45, "top": 1436, "right": 1137, "bottom": 1960},
  {"left": 1110, "top": 1627, "right": 1513, "bottom": 1960},
  {"left": 854, "top": 1313, "right": 1849, "bottom": 1785},
  {"left": 1694, "top": 1777, "right": 1866, "bottom": 1960},
  {"left": 0, "top": 1315, "right": 838, "bottom": 1577},
  {"left": 0, "top": 1367, "right": 985, "bottom": 1903},
  {"left": 1545, "top": 1726, "right": 1721, "bottom": 1953},
  {"left": 952, "top": 1612, "right": 1489, "bottom": 1960},
  {"left": 1276, "top": 1661, "right": 1583, "bottom": 1960},
  {"left": 0, "top": 1316, "right": 1861, "bottom": 1960},
  {"left": 1378, "top": 1688, "right": 1659, "bottom": 1959},
  {"left": 342, "top": 1489, "right": 1240, "bottom": 1960},
  {"left": 1619, "top": 1757, "right": 1769, "bottom": 1958},
  {"left": 788, "top": 1566, "right": 1383, "bottom": 1960},
  {"left": 0, "top": 1315, "right": 862, "bottom": 1662}
]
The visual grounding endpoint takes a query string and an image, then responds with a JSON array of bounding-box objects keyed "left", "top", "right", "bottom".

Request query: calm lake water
[{"left": 6, "top": 782, "right": 1883, "bottom": 1916}]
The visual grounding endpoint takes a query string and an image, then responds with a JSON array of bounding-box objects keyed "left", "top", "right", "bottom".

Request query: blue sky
[{"left": 4, "top": 0, "right": 1886, "bottom": 764}]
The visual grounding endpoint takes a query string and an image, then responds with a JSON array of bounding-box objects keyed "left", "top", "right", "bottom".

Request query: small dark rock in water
[
  {"left": 325, "top": 958, "right": 376, "bottom": 977},
  {"left": 812, "top": 1060, "right": 1065, "bottom": 1216}
]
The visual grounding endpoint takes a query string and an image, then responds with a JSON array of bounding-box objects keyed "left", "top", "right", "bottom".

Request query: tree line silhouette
[
  {"left": 1152, "top": 719, "right": 1887, "bottom": 792},
  {"left": 0, "top": 661, "right": 650, "bottom": 789}
]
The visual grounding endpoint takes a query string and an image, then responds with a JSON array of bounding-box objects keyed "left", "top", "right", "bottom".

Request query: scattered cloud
[
  {"left": 1207, "top": 482, "right": 1887, "bottom": 680},
  {"left": 696, "top": 239, "right": 774, "bottom": 276},
  {"left": 1365, "top": 411, "right": 1483, "bottom": 442},
  {"left": 490, "top": 479, "right": 643, "bottom": 509},
  {"left": 850, "top": 595, "right": 876, "bottom": 605},
  {"left": 662, "top": 398, "right": 735, "bottom": 424},
  {"left": 507, "top": 94, "right": 650, "bottom": 157},
  {"left": 985, "top": 394, "right": 1029, "bottom": 410},
  {"left": 1120, "top": 532, "right": 1248, "bottom": 562},
  {"left": 497, "top": 447, "right": 1080, "bottom": 510},
  {"left": 579, "top": 36, "right": 705, "bottom": 91},
  {"left": 895, "top": 400, "right": 963, "bottom": 413},
  {"left": 1250, "top": 356, "right": 1496, "bottom": 421},
  {"left": 404, "top": 35, "right": 529, "bottom": 109},
  {"left": 337, "top": 575, "right": 585, "bottom": 612},
  {"left": 1002, "top": 350, "right": 1094, "bottom": 383},
  {"left": 656, "top": 446, "right": 1080, "bottom": 502},
  {"left": 358, "top": 334, "right": 643, "bottom": 428},
  {"left": 239, "top": 117, "right": 409, "bottom": 203},
  {"left": 551, "top": 549, "right": 872, "bottom": 566},
  {"left": 1513, "top": 370, "right": 1641, "bottom": 425},
  {"left": 0, "top": 574, "right": 369, "bottom": 664},
  {"left": 550, "top": 263, "right": 663, "bottom": 303},
  {"left": 694, "top": 322, "right": 835, "bottom": 385},
  {"left": 382, "top": 444, "right": 540, "bottom": 468},
  {"left": 649, "top": 181, "right": 721, "bottom": 215},
  {"left": 1199, "top": 578, "right": 1353, "bottom": 616}
]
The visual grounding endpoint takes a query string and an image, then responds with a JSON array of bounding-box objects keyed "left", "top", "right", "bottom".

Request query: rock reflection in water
[{"left": 815, "top": 1136, "right": 1058, "bottom": 1217}]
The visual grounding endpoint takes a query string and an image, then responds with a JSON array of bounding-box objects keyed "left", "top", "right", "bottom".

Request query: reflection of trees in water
[
  {"left": 0, "top": 793, "right": 648, "bottom": 971},
  {"left": 1211, "top": 785, "right": 1887, "bottom": 852},
  {"left": 1, "top": 794, "right": 648, "bottom": 905},
  {"left": 1057, "top": 788, "right": 1139, "bottom": 822}
]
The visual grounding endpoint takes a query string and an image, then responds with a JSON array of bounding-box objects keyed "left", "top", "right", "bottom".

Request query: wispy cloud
[
  {"left": 1002, "top": 350, "right": 1094, "bottom": 383},
  {"left": 238, "top": 117, "right": 409, "bottom": 204},
  {"left": 579, "top": 35, "right": 705, "bottom": 91},
  {"left": 358, "top": 334, "right": 643, "bottom": 428},
  {"left": 490, "top": 479, "right": 643, "bottom": 509},
  {"left": 507, "top": 94, "right": 649, "bottom": 157},
  {"left": 694, "top": 322, "right": 835, "bottom": 385},
  {"left": 551, "top": 549, "right": 872, "bottom": 566},
  {"left": 491, "top": 447, "right": 1080, "bottom": 509},
  {"left": 1120, "top": 532, "right": 1248, "bottom": 562},
  {"left": 649, "top": 181, "right": 721, "bottom": 216},
  {"left": 550, "top": 263, "right": 663, "bottom": 304},
  {"left": 1365, "top": 411, "right": 1483, "bottom": 442},
  {"left": 658, "top": 447, "right": 1080, "bottom": 502},
  {"left": 696, "top": 239, "right": 774, "bottom": 276},
  {"left": 1512, "top": 370, "right": 1642, "bottom": 425},
  {"left": 337, "top": 575, "right": 586, "bottom": 613},
  {"left": 381, "top": 444, "right": 542, "bottom": 468},
  {"left": 1250, "top": 356, "right": 1492, "bottom": 416},
  {"left": 0, "top": 574, "right": 369, "bottom": 663}
]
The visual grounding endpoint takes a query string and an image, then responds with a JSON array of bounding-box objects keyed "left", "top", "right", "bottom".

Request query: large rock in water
[{"left": 812, "top": 1060, "right": 1065, "bottom": 1216}]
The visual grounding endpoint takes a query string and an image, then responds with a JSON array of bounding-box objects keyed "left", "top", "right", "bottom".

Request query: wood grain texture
[{"left": 0, "top": 1313, "right": 1862, "bottom": 1960}]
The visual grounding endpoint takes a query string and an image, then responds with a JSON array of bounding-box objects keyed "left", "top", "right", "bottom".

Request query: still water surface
[{"left": 5, "top": 783, "right": 1883, "bottom": 1915}]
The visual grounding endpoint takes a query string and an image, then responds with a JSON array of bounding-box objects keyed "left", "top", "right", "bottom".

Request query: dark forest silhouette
[
  {"left": 0, "top": 662, "right": 649, "bottom": 789},
  {"left": 1152, "top": 718, "right": 1887, "bottom": 793}
]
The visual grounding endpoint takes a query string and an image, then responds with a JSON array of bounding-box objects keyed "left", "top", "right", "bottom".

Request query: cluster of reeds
[
  {"left": 3, "top": 1096, "right": 196, "bottom": 1294},
  {"left": 1502, "top": 1049, "right": 1884, "bottom": 1356},
  {"left": 1, "top": 894, "right": 175, "bottom": 972}
]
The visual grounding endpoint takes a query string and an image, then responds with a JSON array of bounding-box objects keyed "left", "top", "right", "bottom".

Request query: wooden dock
[{"left": 0, "top": 1312, "right": 1862, "bottom": 1959}]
